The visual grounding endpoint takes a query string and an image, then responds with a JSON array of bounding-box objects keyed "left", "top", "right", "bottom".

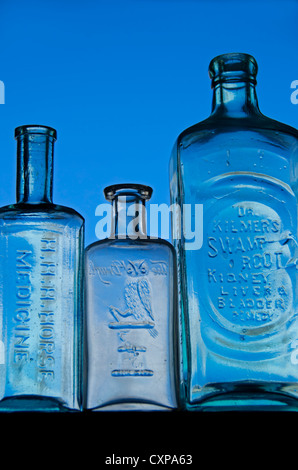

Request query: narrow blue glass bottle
[
  {"left": 170, "top": 53, "right": 298, "bottom": 410},
  {"left": 84, "top": 184, "right": 178, "bottom": 411},
  {"left": 0, "top": 125, "right": 84, "bottom": 411}
]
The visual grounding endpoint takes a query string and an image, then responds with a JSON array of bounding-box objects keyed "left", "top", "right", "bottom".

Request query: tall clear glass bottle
[
  {"left": 0, "top": 125, "right": 84, "bottom": 411},
  {"left": 84, "top": 184, "right": 178, "bottom": 411},
  {"left": 170, "top": 53, "right": 298, "bottom": 410}
]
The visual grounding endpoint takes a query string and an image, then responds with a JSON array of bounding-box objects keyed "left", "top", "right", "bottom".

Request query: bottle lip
[
  {"left": 14, "top": 125, "right": 57, "bottom": 140},
  {"left": 209, "top": 52, "right": 258, "bottom": 86},
  {"left": 104, "top": 183, "right": 153, "bottom": 201}
]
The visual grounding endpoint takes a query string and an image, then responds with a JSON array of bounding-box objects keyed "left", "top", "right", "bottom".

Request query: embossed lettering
[
  {"left": 206, "top": 202, "right": 292, "bottom": 330},
  {"left": 14, "top": 250, "right": 33, "bottom": 363},
  {"left": 38, "top": 237, "right": 57, "bottom": 380}
]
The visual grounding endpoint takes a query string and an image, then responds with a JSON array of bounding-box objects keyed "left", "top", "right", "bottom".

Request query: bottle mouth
[
  {"left": 15, "top": 125, "right": 57, "bottom": 140},
  {"left": 104, "top": 183, "right": 153, "bottom": 201},
  {"left": 209, "top": 53, "right": 258, "bottom": 87}
]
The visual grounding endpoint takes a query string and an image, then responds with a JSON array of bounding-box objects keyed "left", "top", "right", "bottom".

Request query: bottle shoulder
[
  {"left": 175, "top": 112, "right": 298, "bottom": 150},
  {"left": 170, "top": 112, "right": 298, "bottom": 195},
  {"left": 85, "top": 237, "right": 176, "bottom": 257},
  {"left": 85, "top": 238, "right": 176, "bottom": 282},
  {"left": 0, "top": 202, "right": 85, "bottom": 226}
]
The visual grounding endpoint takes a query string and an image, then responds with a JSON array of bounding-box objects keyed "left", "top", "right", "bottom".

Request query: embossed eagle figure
[{"left": 109, "top": 278, "right": 158, "bottom": 337}]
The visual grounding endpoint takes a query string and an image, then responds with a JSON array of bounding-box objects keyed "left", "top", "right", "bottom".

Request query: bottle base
[
  {"left": 0, "top": 395, "right": 78, "bottom": 412},
  {"left": 86, "top": 401, "right": 176, "bottom": 412},
  {"left": 186, "top": 381, "right": 298, "bottom": 412}
]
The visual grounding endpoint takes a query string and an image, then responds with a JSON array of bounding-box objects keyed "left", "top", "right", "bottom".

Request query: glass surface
[
  {"left": 0, "top": 125, "right": 84, "bottom": 411},
  {"left": 84, "top": 184, "right": 178, "bottom": 411},
  {"left": 170, "top": 53, "right": 298, "bottom": 411}
]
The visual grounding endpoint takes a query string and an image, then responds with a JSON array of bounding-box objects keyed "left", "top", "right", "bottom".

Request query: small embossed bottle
[
  {"left": 170, "top": 53, "right": 298, "bottom": 410},
  {"left": 0, "top": 125, "right": 84, "bottom": 411},
  {"left": 84, "top": 184, "right": 178, "bottom": 411}
]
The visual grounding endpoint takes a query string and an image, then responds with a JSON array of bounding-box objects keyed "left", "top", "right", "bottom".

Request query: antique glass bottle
[
  {"left": 170, "top": 53, "right": 298, "bottom": 410},
  {"left": 84, "top": 184, "right": 178, "bottom": 411},
  {"left": 0, "top": 125, "right": 84, "bottom": 411}
]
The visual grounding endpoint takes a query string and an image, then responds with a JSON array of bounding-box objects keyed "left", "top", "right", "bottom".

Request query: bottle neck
[
  {"left": 16, "top": 131, "right": 54, "bottom": 204},
  {"left": 210, "top": 80, "right": 260, "bottom": 118},
  {"left": 111, "top": 195, "right": 147, "bottom": 239}
]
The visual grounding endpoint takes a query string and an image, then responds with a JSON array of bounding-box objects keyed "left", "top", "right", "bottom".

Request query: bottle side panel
[
  {"left": 0, "top": 215, "right": 84, "bottom": 411},
  {"left": 84, "top": 241, "right": 177, "bottom": 411}
]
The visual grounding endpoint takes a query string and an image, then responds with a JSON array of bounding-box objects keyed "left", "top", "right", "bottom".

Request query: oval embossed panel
[{"left": 196, "top": 173, "right": 298, "bottom": 357}]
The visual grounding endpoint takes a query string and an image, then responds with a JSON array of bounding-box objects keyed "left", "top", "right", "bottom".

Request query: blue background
[{"left": 0, "top": 0, "right": 297, "bottom": 246}]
